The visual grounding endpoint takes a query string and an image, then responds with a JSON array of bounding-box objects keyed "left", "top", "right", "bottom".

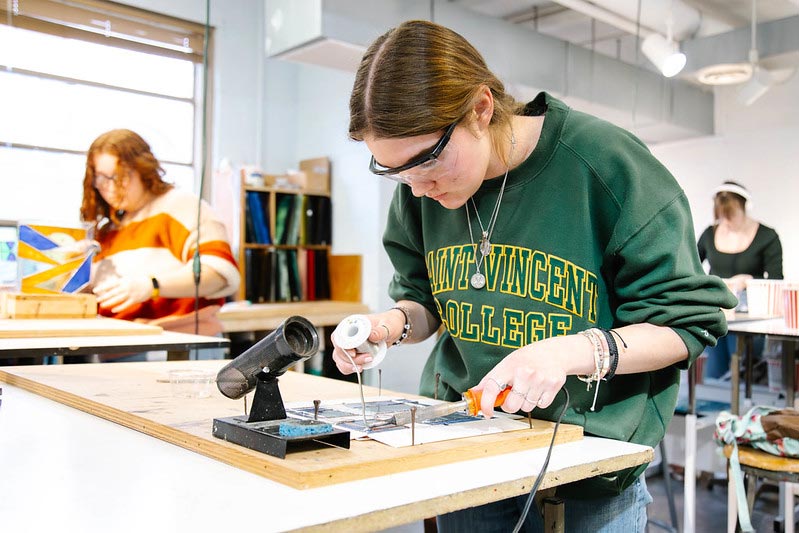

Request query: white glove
[{"left": 94, "top": 275, "right": 153, "bottom": 314}]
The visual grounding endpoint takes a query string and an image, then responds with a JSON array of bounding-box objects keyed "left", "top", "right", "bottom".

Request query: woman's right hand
[{"left": 330, "top": 309, "right": 406, "bottom": 375}]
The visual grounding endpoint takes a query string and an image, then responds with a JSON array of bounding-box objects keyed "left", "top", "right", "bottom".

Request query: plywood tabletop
[{"left": 0, "top": 361, "right": 583, "bottom": 489}]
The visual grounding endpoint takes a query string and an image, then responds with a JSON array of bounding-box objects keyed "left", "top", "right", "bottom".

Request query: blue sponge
[{"left": 279, "top": 420, "right": 334, "bottom": 437}]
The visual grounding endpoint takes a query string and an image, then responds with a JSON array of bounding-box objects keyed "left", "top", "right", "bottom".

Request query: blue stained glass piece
[{"left": 19, "top": 225, "right": 58, "bottom": 250}]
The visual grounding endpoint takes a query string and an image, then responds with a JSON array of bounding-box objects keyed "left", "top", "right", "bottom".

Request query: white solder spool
[{"left": 333, "top": 314, "right": 387, "bottom": 370}]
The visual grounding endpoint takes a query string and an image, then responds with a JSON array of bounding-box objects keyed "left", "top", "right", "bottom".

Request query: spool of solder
[{"left": 332, "top": 314, "right": 387, "bottom": 370}]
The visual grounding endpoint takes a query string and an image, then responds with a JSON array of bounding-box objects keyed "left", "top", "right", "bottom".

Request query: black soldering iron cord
[
  {"left": 191, "top": 0, "right": 212, "bottom": 346},
  {"left": 512, "top": 387, "right": 570, "bottom": 533}
]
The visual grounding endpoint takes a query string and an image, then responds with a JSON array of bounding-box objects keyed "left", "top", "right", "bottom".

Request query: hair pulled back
[{"left": 349, "top": 20, "right": 523, "bottom": 162}]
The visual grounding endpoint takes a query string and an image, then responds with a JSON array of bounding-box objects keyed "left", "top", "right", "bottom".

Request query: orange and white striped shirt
[{"left": 93, "top": 188, "right": 240, "bottom": 321}]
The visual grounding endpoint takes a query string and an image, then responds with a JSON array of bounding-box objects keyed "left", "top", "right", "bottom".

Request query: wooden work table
[
  {"left": 218, "top": 300, "right": 369, "bottom": 333},
  {"left": 0, "top": 361, "right": 653, "bottom": 532}
]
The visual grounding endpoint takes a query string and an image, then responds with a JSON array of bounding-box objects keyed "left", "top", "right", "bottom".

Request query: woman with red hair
[{"left": 80, "top": 129, "right": 239, "bottom": 342}]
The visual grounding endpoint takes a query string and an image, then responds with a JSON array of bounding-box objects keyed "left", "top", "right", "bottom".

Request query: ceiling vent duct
[
  {"left": 265, "top": 0, "right": 369, "bottom": 71},
  {"left": 264, "top": 0, "right": 714, "bottom": 143}
]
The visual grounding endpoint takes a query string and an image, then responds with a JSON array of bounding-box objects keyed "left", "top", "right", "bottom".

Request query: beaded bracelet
[
  {"left": 391, "top": 306, "right": 412, "bottom": 346},
  {"left": 578, "top": 328, "right": 610, "bottom": 411},
  {"left": 593, "top": 328, "right": 610, "bottom": 380},
  {"left": 577, "top": 329, "right": 601, "bottom": 388}
]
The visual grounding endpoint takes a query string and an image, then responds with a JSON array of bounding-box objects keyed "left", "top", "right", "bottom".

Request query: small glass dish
[{"left": 168, "top": 369, "right": 215, "bottom": 399}]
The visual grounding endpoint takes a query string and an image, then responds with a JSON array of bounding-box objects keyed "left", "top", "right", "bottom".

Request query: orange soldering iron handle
[{"left": 463, "top": 386, "right": 512, "bottom": 416}]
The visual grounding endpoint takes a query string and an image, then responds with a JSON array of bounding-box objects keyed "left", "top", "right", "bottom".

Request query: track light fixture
[
  {"left": 642, "top": 33, "right": 686, "bottom": 77},
  {"left": 641, "top": 12, "right": 685, "bottom": 78}
]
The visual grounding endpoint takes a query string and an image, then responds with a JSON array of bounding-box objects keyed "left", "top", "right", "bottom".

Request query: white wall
[
  {"left": 286, "top": 61, "right": 434, "bottom": 393},
  {"left": 651, "top": 72, "right": 799, "bottom": 278}
]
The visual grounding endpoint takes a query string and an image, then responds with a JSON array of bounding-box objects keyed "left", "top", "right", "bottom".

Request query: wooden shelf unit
[{"left": 237, "top": 158, "right": 335, "bottom": 304}]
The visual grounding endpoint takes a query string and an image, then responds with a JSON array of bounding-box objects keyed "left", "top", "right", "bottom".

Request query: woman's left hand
[
  {"left": 473, "top": 336, "right": 586, "bottom": 418},
  {"left": 93, "top": 275, "right": 153, "bottom": 313},
  {"left": 724, "top": 274, "right": 752, "bottom": 295}
]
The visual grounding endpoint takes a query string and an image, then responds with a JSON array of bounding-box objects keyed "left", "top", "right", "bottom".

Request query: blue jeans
[
  {"left": 437, "top": 475, "right": 652, "bottom": 533},
  {"left": 704, "top": 334, "right": 737, "bottom": 379},
  {"left": 703, "top": 334, "right": 765, "bottom": 380}
]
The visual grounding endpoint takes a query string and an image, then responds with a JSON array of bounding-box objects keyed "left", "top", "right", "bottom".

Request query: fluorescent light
[
  {"left": 641, "top": 33, "right": 686, "bottom": 78},
  {"left": 696, "top": 63, "right": 753, "bottom": 86}
]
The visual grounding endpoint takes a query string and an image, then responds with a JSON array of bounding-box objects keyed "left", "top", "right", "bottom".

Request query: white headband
[{"left": 713, "top": 183, "right": 751, "bottom": 202}]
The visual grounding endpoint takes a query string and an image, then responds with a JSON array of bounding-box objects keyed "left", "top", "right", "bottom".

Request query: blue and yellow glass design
[{"left": 18, "top": 224, "right": 93, "bottom": 294}]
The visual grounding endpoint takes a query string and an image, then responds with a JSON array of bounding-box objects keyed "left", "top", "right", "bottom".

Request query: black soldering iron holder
[
  {"left": 212, "top": 315, "right": 350, "bottom": 458},
  {"left": 216, "top": 315, "right": 319, "bottom": 401},
  {"left": 247, "top": 371, "right": 286, "bottom": 423}
]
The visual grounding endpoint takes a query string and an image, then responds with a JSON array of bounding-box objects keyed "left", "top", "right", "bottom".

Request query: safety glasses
[{"left": 368, "top": 120, "right": 458, "bottom": 179}]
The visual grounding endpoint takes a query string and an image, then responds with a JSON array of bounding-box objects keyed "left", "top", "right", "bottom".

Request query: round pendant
[{"left": 470, "top": 272, "right": 486, "bottom": 289}]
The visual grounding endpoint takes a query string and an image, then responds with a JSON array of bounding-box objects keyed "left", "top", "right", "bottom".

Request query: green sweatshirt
[{"left": 383, "top": 92, "right": 737, "bottom": 497}]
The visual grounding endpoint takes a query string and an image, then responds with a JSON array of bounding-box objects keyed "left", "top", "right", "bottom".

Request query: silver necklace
[{"left": 465, "top": 131, "right": 516, "bottom": 289}]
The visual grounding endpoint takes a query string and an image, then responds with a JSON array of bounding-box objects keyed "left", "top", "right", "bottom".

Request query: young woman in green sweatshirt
[{"left": 332, "top": 19, "right": 737, "bottom": 532}]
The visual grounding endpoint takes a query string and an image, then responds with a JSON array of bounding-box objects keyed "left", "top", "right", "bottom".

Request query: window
[{"left": 0, "top": 1, "right": 210, "bottom": 225}]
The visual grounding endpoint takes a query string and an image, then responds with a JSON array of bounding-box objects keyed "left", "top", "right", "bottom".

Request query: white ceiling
[
  {"left": 455, "top": 0, "right": 799, "bottom": 76},
  {"left": 265, "top": 0, "right": 797, "bottom": 142}
]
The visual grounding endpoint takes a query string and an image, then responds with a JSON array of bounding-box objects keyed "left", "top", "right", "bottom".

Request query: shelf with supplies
[{"left": 237, "top": 157, "right": 359, "bottom": 306}]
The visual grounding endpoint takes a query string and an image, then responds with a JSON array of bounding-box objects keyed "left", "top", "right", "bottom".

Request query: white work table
[
  {"left": 0, "top": 380, "right": 652, "bottom": 533},
  {"left": 0, "top": 330, "right": 229, "bottom": 358},
  {"left": 0, "top": 317, "right": 228, "bottom": 360}
]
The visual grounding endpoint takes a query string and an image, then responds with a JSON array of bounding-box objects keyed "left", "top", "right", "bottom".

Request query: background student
[
  {"left": 697, "top": 180, "right": 783, "bottom": 380},
  {"left": 80, "top": 129, "right": 240, "bottom": 349}
]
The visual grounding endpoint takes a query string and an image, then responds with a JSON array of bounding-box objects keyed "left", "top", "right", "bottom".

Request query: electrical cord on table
[{"left": 512, "top": 387, "right": 570, "bottom": 533}]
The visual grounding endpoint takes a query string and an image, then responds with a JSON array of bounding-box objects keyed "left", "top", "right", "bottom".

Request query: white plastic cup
[{"left": 745, "top": 279, "right": 784, "bottom": 318}]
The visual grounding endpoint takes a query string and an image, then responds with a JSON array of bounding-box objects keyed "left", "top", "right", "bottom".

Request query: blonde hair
[{"left": 349, "top": 20, "right": 524, "bottom": 164}]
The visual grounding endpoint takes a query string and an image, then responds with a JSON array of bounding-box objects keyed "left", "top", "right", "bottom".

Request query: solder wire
[{"left": 341, "top": 349, "right": 369, "bottom": 426}]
